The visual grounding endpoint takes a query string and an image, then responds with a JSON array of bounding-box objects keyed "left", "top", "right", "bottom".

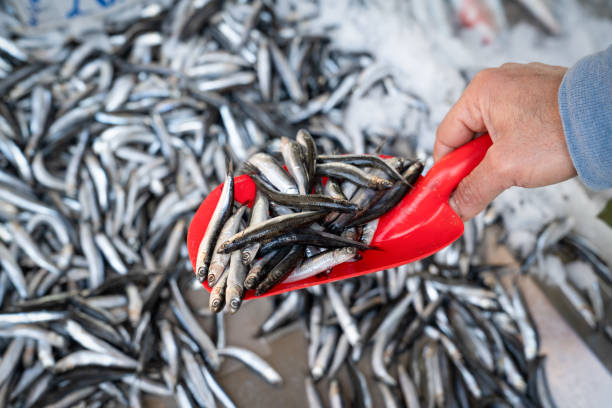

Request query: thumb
[{"left": 449, "top": 146, "right": 511, "bottom": 221}]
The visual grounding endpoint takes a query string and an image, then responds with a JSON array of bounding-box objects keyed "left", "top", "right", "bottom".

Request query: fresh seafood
[
  {"left": 197, "top": 128, "right": 422, "bottom": 308},
  {"left": 0, "top": 0, "right": 605, "bottom": 406}
]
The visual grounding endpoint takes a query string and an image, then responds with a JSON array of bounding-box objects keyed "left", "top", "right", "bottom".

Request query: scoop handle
[{"left": 421, "top": 134, "right": 493, "bottom": 202}]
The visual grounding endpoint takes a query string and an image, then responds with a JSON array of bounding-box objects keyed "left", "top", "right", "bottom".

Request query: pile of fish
[
  {"left": 0, "top": 0, "right": 596, "bottom": 406},
  {"left": 261, "top": 260, "right": 556, "bottom": 408},
  {"left": 196, "top": 129, "right": 424, "bottom": 312},
  {"left": 520, "top": 217, "right": 612, "bottom": 339}
]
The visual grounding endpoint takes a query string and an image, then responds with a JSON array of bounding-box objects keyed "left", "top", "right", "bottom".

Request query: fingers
[
  {"left": 434, "top": 72, "right": 489, "bottom": 162},
  {"left": 449, "top": 145, "right": 511, "bottom": 221}
]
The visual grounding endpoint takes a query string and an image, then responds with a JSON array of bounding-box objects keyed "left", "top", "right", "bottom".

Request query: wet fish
[
  {"left": 196, "top": 160, "right": 234, "bottom": 282},
  {"left": 218, "top": 211, "right": 326, "bottom": 254}
]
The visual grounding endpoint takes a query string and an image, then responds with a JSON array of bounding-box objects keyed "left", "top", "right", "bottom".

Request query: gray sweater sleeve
[{"left": 558, "top": 45, "right": 612, "bottom": 190}]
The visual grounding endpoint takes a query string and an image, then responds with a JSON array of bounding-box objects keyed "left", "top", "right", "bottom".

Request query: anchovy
[
  {"left": 64, "top": 319, "right": 127, "bottom": 358},
  {"left": 218, "top": 347, "right": 283, "bottom": 385},
  {"left": 7, "top": 221, "right": 61, "bottom": 275},
  {"left": 257, "top": 38, "right": 272, "bottom": 100},
  {"left": 281, "top": 136, "right": 309, "bottom": 194},
  {"left": 208, "top": 206, "right": 247, "bottom": 287},
  {"left": 259, "top": 292, "right": 303, "bottom": 335},
  {"left": 226, "top": 249, "right": 248, "bottom": 313},
  {"left": 0, "top": 311, "right": 67, "bottom": 326},
  {"left": 0, "top": 338, "right": 25, "bottom": 386},
  {"left": 312, "top": 326, "right": 339, "bottom": 381},
  {"left": 201, "top": 362, "right": 237, "bottom": 408},
  {"left": 269, "top": 41, "right": 305, "bottom": 104},
  {"left": 305, "top": 377, "right": 324, "bottom": 408},
  {"left": 54, "top": 351, "right": 138, "bottom": 372},
  {"left": 218, "top": 211, "right": 326, "bottom": 254},
  {"left": 169, "top": 279, "right": 220, "bottom": 369},
  {"left": 0, "top": 324, "right": 66, "bottom": 348},
  {"left": 259, "top": 229, "right": 371, "bottom": 256},
  {"left": 196, "top": 160, "right": 234, "bottom": 282},
  {"left": 0, "top": 242, "right": 28, "bottom": 298},
  {"left": 251, "top": 174, "right": 359, "bottom": 213},
  {"left": 247, "top": 153, "right": 298, "bottom": 194},
  {"left": 209, "top": 267, "right": 229, "bottom": 313},
  {"left": 241, "top": 191, "right": 269, "bottom": 264},
  {"left": 284, "top": 247, "right": 358, "bottom": 284},
  {"left": 327, "top": 333, "right": 350, "bottom": 379},
  {"left": 244, "top": 249, "right": 283, "bottom": 291},
  {"left": 180, "top": 349, "right": 217, "bottom": 408},
  {"left": 256, "top": 245, "right": 305, "bottom": 296}
]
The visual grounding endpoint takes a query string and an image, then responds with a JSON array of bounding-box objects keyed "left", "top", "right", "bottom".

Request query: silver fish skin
[
  {"left": 281, "top": 136, "right": 309, "bottom": 195},
  {"left": 322, "top": 72, "right": 358, "bottom": 113},
  {"left": 201, "top": 362, "right": 237, "bottom": 408},
  {"left": 218, "top": 347, "right": 283, "bottom": 385},
  {"left": 79, "top": 221, "right": 105, "bottom": 288},
  {"left": 307, "top": 299, "right": 323, "bottom": 369},
  {"left": 247, "top": 152, "right": 298, "bottom": 194},
  {"left": 328, "top": 379, "right": 343, "bottom": 408},
  {"left": 209, "top": 267, "right": 229, "bottom": 313},
  {"left": 0, "top": 324, "right": 66, "bottom": 348},
  {"left": 257, "top": 38, "right": 272, "bottom": 100},
  {"left": 284, "top": 247, "right": 357, "bottom": 284},
  {"left": 0, "top": 186, "right": 58, "bottom": 216},
  {"left": 121, "top": 375, "right": 172, "bottom": 396},
  {"left": 378, "top": 381, "right": 400, "bottom": 408},
  {"left": 0, "top": 311, "right": 67, "bottom": 326},
  {"left": 326, "top": 284, "right": 361, "bottom": 347},
  {"left": 180, "top": 349, "right": 217, "bottom": 408},
  {"left": 305, "top": 377, "right": 324, "bottom": 408},
  {"left": 241, "top": 191, "right": 269, "bottom": 264},
  {"left": 8, "top": 221, "right": 61, "bottom": 275},
  {"left": 10, "top": 362, "right": 45, "bottom": 400},
  {"left": 0, "top": 37, "right": 28, "bottom": 62},
  {"left": 220, "top": 105, "right": 248, "bottom": 162},
  {"left": 327, "top": 333, "right": 350, "bottom": 379},
  {"left": 26, "top": 86, "right": 52, "bottom": 157},
  {"left": 311, "top": 326, "right": 339, "bottom": 381},
  {"left": 0, "top": 242, "right": 28, "bottom": 298},
  {"left": 225, "top": 249, "right": 248, "bottom": 313},
  {"left": 196, "top": 160, "right": 234, "bottom": 282},
  {"left": 398, "top": 365, "right": 421, "bottom": 408},
  {"left": 169, "top": 279, "right": 220, "bottom": 369},
  {"left": 208, "top": 206, "right": 247, "bottom": 287},
  {"left": 195, "top": 71, "right": 256, "bottom": 92},
  {"left": 0, "top": 338, "right": 25, "bottom": 386},
  {"left": 269, "top": 41, "right": 305, "bottom": 104},
  {"left": 175, "top": 384, "right": 193, "bottom": 408},
  {"left": 260, "top": 292, "right": 303, "bottom": 334},
  {"left": 54, "top": 350, "right": 138, "bottom": 373},
  {"left": 105, "top": 74, "right": 135, "bottom": 111},
  {"left": 64, "top": 319, "right": 127, "bottom": 358},
  {"left": 94, "top": 232, "right": 128, "bottom": 274}
]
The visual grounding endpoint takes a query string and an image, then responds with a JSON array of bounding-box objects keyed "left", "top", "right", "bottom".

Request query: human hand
[{"left": 434, "top": 62, "right": 576, "bottom": 221}]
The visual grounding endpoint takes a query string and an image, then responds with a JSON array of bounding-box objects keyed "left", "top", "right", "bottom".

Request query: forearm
[{"left": 558, "top": 45, "right": 612, "bottom": 190}]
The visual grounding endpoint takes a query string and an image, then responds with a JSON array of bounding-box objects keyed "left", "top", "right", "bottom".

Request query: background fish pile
[{"left": 0, "top": 0, "right": 610, "bottom": 407}]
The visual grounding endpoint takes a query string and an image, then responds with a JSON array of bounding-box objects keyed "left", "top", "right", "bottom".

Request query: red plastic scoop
[{"left": 187, "top": 134, "right": 492, "bottom": 299}]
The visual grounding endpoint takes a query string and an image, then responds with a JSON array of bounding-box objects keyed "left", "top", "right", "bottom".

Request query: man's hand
[{"left": 434, "top": 62, "right": 577, "bottom": 221}]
